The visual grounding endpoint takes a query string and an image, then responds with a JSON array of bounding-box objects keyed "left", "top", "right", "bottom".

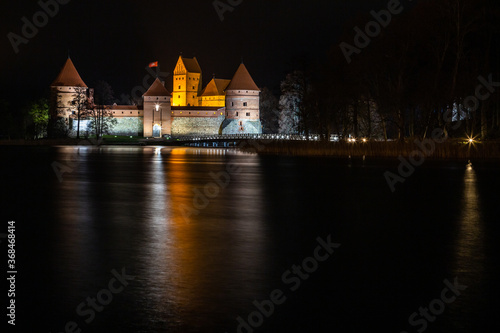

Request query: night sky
[{"left": 1, "top": 0, "right": 388, "bottom": 103}]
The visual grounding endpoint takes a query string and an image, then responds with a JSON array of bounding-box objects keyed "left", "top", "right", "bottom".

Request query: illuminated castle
[{"left": 50, "top": 56, "right": 262, "bottom": 137}]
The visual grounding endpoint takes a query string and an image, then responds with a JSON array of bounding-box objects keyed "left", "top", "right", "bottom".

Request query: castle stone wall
[
  {"left": 111, "top": 117, "right": 144, "bottom": 136},
  {"left": 70, "top": 117, "right": 143, "bottom": 137},
  {"left": 221, "top": 119, "right": 262, "bottom": 135},
  {"left": 172, "top": 116, "right": 225, "bottom": 136}
]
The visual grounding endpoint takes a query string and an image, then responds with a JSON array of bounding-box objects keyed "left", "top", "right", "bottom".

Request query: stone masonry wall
[
  {"left": 221, "top": 119, "right": 262, "bottom": 135},
  {"left": 111, "top": 117, "right": 144, "bottom": 136},
  {"left": 70, "top": 117, "right": 143, "bottom": 137},
  {"left": 172, "top": 116, "right": 225, "bottom": 136}
]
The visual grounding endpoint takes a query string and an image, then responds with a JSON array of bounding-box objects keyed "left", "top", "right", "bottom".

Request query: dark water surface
[{"left": 1, "top": 146, "right": 500, "bottom": 333}]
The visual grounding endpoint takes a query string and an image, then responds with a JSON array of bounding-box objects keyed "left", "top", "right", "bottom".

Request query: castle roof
[
  {"left": 143, "top": 78, "right": 170, "bottom": 97},
  {"left": 226, "top": 63, "right": 260, "bottom": 91},
  {"left": 51, "top": 58, "right": 87, "bottom": 87},
  {"left": 200, "top": 78, "right": 231, "bottom": 97},
  {"left": 180, "top": 56, "right": 202, "bottom": 73}
]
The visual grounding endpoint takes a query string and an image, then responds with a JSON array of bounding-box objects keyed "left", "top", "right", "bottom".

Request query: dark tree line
[
  {"left": 0, "top": 81, "right": 118, "bottom": 140},
  {"left": 263, "top": 0, "right": 500, "bottom": 141},
  {"left": 0, "top": 98, "right": 50, "bottom": 140},
  {"left": 86, "top": 81, "right": 118, "bottom": 141}
]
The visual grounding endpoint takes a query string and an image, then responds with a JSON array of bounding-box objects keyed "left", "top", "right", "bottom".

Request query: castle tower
[
  {"left": 222, "top": 63, "right": 262, "bottom": 134},
  {"left": 199, "top": 77, "right": 231, "bottom": 107},
  {"left": 172, "top": 55, "right": 202, "bottom": 107},
  {"left": 143, "top": 78, "right": 172, "bottom": 137},
  {"left": 50, "top": 57, "right": 88, "bottom": 121}
]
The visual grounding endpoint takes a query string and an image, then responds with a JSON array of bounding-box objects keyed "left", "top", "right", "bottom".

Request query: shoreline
[
  {"left": 2, "top": 139, "right": 500, "bottom": 162},
  {"left": 239, "top": 140, "right": 500, "bottom": 161}
]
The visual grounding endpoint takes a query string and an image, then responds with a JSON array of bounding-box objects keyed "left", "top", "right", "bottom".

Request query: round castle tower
[
  {"left": 50, "top": 57, "right": 88, "bottom": 120},
  {"left": 222, "top": 63, "right": 262, "bottom": 134}
]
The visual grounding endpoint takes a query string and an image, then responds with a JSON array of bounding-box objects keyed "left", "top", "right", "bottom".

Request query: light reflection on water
[
  {"left": 109, "top": 147, "right": 271, "bottom": 330},
  {"left": 453, "top": 164, "right": 485, "bottom": 275},
  {"left": 444, "top": 164, "right": 487, "bottom": 331},
  {"left": 7, "top": 146, "right": 499, "bottom": 332}
]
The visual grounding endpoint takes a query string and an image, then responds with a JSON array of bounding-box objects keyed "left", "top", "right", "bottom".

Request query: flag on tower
[{"left": 148, "top": 61, "right": 159, "bottom": 68}]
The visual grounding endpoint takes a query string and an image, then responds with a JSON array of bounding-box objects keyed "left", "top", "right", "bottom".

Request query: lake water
[{"left": 1, "top": 146, "right": 499, "bottom": 333}]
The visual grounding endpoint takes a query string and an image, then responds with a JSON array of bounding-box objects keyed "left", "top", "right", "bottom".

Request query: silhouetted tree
[
  {"left": 278, "top": 71, "right": 304, "bottom": 135},
  {"left": 70, "top": 87, "right": 89, "bottom": 139},
  {"left": 28, "top": 99, "right": 49, "bottom": 139},
  {"left": 87, "top": 81, "right": 117, "bottom": 141},
  {"left": 259, "top": 87, "right": 280, "bottom": 134}
]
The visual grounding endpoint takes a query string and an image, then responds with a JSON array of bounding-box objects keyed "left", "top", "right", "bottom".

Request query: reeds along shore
[{"left": 240, "top": 140, "right": 500, "bottom": 160}]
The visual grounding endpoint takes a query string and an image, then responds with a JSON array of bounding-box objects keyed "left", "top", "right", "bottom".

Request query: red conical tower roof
[
  {"left": 51, "top": 58, "right": 87, "bottom": 87},
  {"left": 226, "top": 63, "right": 260, "bottom": 91}
]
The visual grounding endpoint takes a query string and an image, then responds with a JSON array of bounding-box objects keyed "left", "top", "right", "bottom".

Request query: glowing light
[
  {"left": 362, "top": 138, "right": 367, "bottom": 143},
  {"left": 155, "top": 104, "right": 160, "bottom": 112},
  {"left": 465, "top": 134, "right": 478, "bottom": 145}
]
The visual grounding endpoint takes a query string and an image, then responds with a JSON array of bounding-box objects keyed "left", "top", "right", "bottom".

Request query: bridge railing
[{"left": 176, "top": 134, "right": 327, "bottom": 142}]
